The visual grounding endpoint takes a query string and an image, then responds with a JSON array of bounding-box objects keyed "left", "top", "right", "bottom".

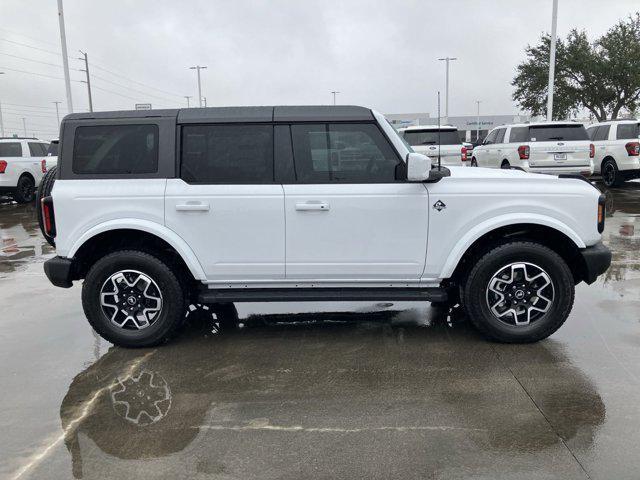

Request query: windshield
[
  {"left": 528, "top": 125, "right": 588, "bottom": 141},
  {"left": 403, "top": 129, "right": 460, "bottom": 146}
]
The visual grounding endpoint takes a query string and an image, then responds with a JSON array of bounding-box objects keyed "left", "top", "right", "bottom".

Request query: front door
[
  {"left": 282, "top": 122, "right": 429, "bottom": 280},
  {"left": 165, "top": 124, "right": 285, "bottom": 281}
]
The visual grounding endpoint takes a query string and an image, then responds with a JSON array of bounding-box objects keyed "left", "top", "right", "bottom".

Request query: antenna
[{"left": 437, "top": 91, "right": 442, "bottom": 171}]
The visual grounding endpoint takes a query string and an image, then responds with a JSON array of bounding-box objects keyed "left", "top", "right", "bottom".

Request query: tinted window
[
  {"left": 529, "top": 125, "right": 588, "bottom": 141},
  {"left": 616, "top": 123, "right": 639, "bottom": 140},
  {"left": 483, "top": 129, "right": 498, "bottom": 145},
  {"left": 0, "top": 142, "right": 22, "bottom": 157},
  {"left": 47, "top": 141, "right": 59, "bottom": 156},
  {"left": 593, "top": 125, "right": 610, "bottom": 141},
  {"left": 28, "top": 142, "right": 47, "bottom": 156},
  {"left": 495, "top": 128, "right": 506, "bottom": 144},
  {"left": 291, "top": 123, "right": 400, "bottom": 183},
  {"left": 586, "top": 126, "right": 597, "bottom": 140},
  {"left": 509, "top": 127, "right": 529, "bottom": 143},
  {"left": 181, "top": 124, "right": 273, "bottom": 184},
  {"left": 403, "top": 129, "right": 460, "bottom": 146},
  {"left": 73, "top": 125, "right": 158, "bottom": 174}
]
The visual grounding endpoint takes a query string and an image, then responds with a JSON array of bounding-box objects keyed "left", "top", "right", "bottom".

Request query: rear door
[
  {"left": 165, "top": 123, "right": 285, "bottom": 282},
  {"left": 592, "top": 125, "right": 610, "bottom": 171},
  {"left": 491, "top": 128, "right": 507, "bottom": 167},
  {"left": 28, "top": 142, "right": 48, "bottom": 183},
  {"left": 475, "top": 129, "right": 498, "bottom": 167},
  {"left": 282, "top": 122, "right": 429, "bottom": 280},
  {"left": 527, "top": 124, "right": 591, "bottom": 169}
]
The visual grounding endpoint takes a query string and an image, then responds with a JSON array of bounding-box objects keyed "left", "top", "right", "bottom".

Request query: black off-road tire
[
  {"left": 462, "top": 241, "right": 574, "bottom": 343},
  {"left": 36, "top": 165, "right": 57, "bottom": 246},
  {"left": 82, "top": 250, "right": 186, "bottom": 348},
  {"left": 602, "top": 158, "right": 623, "bottom": 188},
  {"left": 13, "top": 174, "right": 36, "bottom": 203}
]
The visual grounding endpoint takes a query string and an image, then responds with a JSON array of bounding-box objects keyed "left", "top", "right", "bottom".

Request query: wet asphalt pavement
[{"left": 1, "top": 182, "right": 639, "bottom": 480}]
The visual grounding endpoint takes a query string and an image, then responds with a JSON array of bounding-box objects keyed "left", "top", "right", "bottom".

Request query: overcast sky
[{"left": 0, "top": 0, "right": 637, "bottom": 139}]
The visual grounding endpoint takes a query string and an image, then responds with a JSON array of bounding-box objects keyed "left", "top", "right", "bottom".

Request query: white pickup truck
[{"left": 40, "top": 106, "right": 611, "bottom": 348}]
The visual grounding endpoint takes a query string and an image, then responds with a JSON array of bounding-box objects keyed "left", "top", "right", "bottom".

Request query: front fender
[
  {"left": 66, "top": 218, "right": 207, "bottom": 281},
  {"left": 439, "top": 213, "right": 585, "bottom": 279}
]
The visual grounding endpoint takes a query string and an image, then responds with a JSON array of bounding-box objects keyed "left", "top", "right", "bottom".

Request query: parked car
[
  {"left": 398, "top": 125, "right": 468, "bottom": 167},
  {"left": 0, "top": 137, "right": 49, "bottom": 203},
  {"left": 471, "top": 122, "right": 594, "bottom": 176},
  {"left": 41, "top": 106, "right": 610, "bottom": 348},
  {"left": 586, "top": 119, "right": 639, "bottom": 187}
]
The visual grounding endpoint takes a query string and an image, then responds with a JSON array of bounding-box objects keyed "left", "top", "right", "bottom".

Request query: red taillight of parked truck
[
  {"left": 461, "top": 146, "right": 468, "bottom": 161},
  {"left": 625, "top": 141, "right": 640, "bottom": 156},
  {"left": 41, "top": 159, "right": 47, "bottom": 173},
  {"left": 517, "top": 145, "right": 530, "bottom": 160},
  {"left": 589, "top": 143, "right": 595, "bottom": 158},
  {"left": 0, "top": 160, "right": 7, "bottom": 174}
]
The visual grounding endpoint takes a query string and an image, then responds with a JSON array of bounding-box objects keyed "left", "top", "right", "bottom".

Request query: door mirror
[{"left": 406, "top": 152, "right": 432, "bottom": 181}]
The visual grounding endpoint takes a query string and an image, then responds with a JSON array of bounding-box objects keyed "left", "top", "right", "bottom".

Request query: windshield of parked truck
[
  {"left": 403, "top": 129, "right": 460, "bottom": 146},
  {"left": 528, "top": 124, "right": 588, "bottom": 142}
]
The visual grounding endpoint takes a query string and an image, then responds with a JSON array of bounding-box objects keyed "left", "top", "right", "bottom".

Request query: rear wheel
[
  {"left": 602, "top": 158, "right": 623, "bottom": 187},
  {"left": 462, "top": 241, "right": 574, "bottom": 343},
  {"left": 500, "top": 160, "right": 510, "bottom": 169},
  {"left": 82, "top": 250, "right": 186, "bottom": 348},
  {"left": 13, "top": 175, "right": 35, "bottom": 203}
]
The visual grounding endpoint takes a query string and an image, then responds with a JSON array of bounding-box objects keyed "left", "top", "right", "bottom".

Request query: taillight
[
  {"left": 41, "top": 159, "right": 47, "bottom": 173},
  {"left": 517, "top": 145, "right": 530, "bottom": 160},
  {"left": 0, "top": 160, "right": 6, "bottom": 174},
  {"left": 461, "top": 146, "right": 468, "bottom": 161},
  {"left": 597, "top": 194, "right": 605, "bottom": 233},
  {"left": 589, "top": 143, "right": 595, "bottom": 158},
  {"left": 625, "top": 141, "right": 640, "bottom": 156},
  {"left": 41, "top": 196, "right": 56, "bottom": 238}
]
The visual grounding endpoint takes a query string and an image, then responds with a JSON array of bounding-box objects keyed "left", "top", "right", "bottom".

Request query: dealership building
[{"left": 385, "top": 113, "right": 533, "bottom": 142}]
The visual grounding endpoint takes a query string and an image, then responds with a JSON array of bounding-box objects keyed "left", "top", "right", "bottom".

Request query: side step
[{"left": 197, "top": 287, "right": 447, "bottom": 303}]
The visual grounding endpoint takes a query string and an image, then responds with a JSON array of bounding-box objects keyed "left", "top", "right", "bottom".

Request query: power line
[
  {"left": 88, "top": 72, "right": 183, "bottom": 103},
  {"left": 0, "top": 65, "right": 81, "bottom": 81},
  {"left": 0, "top": 52, "right": 64, "bottom": 69},
  {"left": 0, "top": 38, "right": 75, "bottom": 59},
  {"left": 0, "top": 102, "right": 65, "bottom": 111},
  {"left": 89, "top": 62, "right": 184, "bottom": 99}
]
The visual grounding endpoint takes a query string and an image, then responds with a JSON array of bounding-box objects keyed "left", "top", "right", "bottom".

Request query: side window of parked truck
[
  {"left": 181, "top": 124, "right": 273, "bottom": 184},
  {"left": 0, "top": 142, "right": 22, "bottom": 157},
  {"left": 616, "top": 123, "right": 639, "bottom": 140},
  {"left": 593, "top": 125, "right": 610, "bottom": 141},
  {"left": 509, "top": 127, "right": 528, "bottom": 143},
  {"left": 290, "top": 123, "right": 400, "bottom": 183}
]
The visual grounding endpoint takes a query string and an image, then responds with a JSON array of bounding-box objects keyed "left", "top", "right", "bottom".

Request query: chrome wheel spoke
[
  {"left": 99, "top": 270, "right": 163, "bottom": 330},
  {"left": 485, "top": 262, "right": 555, "bottom": 327}
]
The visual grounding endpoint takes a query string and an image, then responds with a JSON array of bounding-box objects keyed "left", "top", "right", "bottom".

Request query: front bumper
[
  {"left": 579, "top": 242, "right": 612, "bottom": 284},
  {"left": 44, "top": 256, "right": 76, "bottom": 288}
]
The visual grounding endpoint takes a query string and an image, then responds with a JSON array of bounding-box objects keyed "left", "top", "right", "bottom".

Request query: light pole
[
  {"left": 476, "top": 100, "right": 481, "bottom": 141},
  {"left": 547, "top": 0, "right": 559, "bottom": 121},
  {"left": 331, "top": 91, "right": 340, "bottom": 105},
  {"left": 57, "top": 0, "right": 73, "bottom": 113},
  {"left": 184, "top": 96, "right": 192, "bottom": 108},
  {"left": 189, "top": 66, "right": 207, "bottom": 107},
  {"left": 22, "top": 118, "right": 27, "bottom": 137},
  {"left": 79, "top": 51, "right": 93, "bottom": 112},
  {"left": 438, "top": 57, "right": 457, "bottom": 123},
  {"left": 52, "top": 101, "right": 62, "bottom": 127}
]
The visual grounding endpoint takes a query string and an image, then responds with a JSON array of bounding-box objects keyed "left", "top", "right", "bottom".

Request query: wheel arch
[
  {"left": 444, "top": 219, "right": 588, "bottom": 285},
  {"left": 68, "top": 220, "right": 206, "bottom": 282}
]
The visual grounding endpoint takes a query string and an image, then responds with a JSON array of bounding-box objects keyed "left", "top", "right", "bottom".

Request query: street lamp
[
  {"left": 547, "top": 0, "right": 559, "bottom": 121},
  {"left": 476, "top": 100, "right": 481, "bottom": 141},
  {"left": 331, "top": 91, "right": 340, "bottom": 105},
  {"left": 189, "top": 66, "right": 207, "bottom": 107},
  {"left": 438, "top": 57, "right": 457, "bottom": 122}
]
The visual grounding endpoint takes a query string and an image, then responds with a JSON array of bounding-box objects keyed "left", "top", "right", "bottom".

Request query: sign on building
[{"left": 135, "top": 103, "right": 152, "bottom": 110}]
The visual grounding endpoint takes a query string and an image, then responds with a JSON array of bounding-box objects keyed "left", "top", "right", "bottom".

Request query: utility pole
[
  {"left": 52, "top": 101, "right": 62, "bottom": 126},
  {"left": 331, "top": 91, "right": 340, "bottom": 105},
  {"left": 476, "top": 100, "right": 481, "bottom": 141},
  {"left": 189, "top": 65, "right": 207, "bottom": 107},
  {"left": 22, "top": 118, "right": 27, "bottom": 137},
  {"left": 184, "top": 95, "right": 192, "bottom": 107},
  {"left": 547, "top": 0, "right": 559, "bottom": 121},
  {"left": 79, "top": 51, "right": 93, "bottom": 112},
  {"left": 57, "top": 0, "right": 73, "bottom": 113},
  {"left": 203, "top": 97, "right": 207, "bottom": 107},
  {"left": 438, "top": 57, "right": 457, "bottom": 123}
]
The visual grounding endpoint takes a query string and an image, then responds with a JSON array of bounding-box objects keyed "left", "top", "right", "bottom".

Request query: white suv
[
  {"left": 0, "top": 137, "right": 50, "bottom": 203},
  {"left": 40, "top": 106, "right": 610, "bottom": 348},
  {"left": 586, "top": 119, "right": 640, "bottom": 187},
  {"left": 399, "top": 125, "right": 468, "bottom": 167},
  {"left": 471, "top": 122, "right": 594, "bottom": 176}
]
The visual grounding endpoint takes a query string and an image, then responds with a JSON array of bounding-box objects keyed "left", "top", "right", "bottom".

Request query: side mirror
[{"left": 406, "top": 152, "right": 432, "bottom": 181}]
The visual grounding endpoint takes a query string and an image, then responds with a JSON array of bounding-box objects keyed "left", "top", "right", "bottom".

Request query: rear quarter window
[
  {"left": 616, "top": 123, "right": 639, "bottom": 140},
  {"left": 509, "top": 127, "right": 529, "bottom": 143},
  {"left": 72, "top": 124, "right": 158, "bottom": 174}
]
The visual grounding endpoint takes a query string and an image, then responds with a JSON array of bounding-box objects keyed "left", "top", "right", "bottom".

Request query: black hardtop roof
[{"left": 62, "top": 105, "right": 374, "bottom": 124}]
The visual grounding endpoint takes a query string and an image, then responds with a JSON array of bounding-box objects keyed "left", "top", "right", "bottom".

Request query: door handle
[
  {"left": 295, "top": 202, "right": 330, "bottom": 211},
  {"left": 175, "top": 202, "right": 210, "bottom": 212}
]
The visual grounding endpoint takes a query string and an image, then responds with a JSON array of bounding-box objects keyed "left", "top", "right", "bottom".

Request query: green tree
[{"left": 512, "top": 13, "right": 640, "bottom": 121}]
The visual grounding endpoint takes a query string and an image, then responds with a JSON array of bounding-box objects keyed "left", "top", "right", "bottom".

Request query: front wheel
[
  {"left": 82, "top": 250, "right": 186, "bottom": 348},
  {"left": 462, "top": 242, "right": 574, "bottom": 343}
]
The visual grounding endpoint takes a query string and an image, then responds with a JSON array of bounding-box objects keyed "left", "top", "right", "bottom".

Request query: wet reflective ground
[{"left": 1, "top": 183, "right": 639, "bottom": 480}]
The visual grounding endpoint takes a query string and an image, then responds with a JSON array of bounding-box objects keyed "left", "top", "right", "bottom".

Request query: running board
[{"left": 197, "top": 287, "right": 447, "bottom": 303}]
